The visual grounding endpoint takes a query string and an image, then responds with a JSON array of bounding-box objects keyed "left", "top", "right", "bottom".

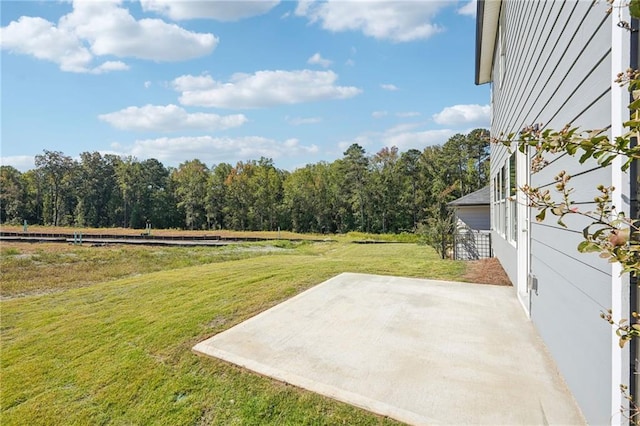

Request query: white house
[
  {"left": 448, "top": 186, "right": 492, "bottom": 260},
  {"left": 447, "top": 186, "right": 490, "bottom": 231},
  {"left": 476, "top": 1, "right": 636, "bottom": 424}
]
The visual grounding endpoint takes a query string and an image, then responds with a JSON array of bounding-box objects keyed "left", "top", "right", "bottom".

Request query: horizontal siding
[
  {"left": 531, "top": 217, "right": 611, "bottom": 275},
  {"left": 531, "top": 157, "right": 612, "bottom": 203},
  {"left": 455, "top": 206, "right": 490, "bottom": 230},
  {"left": 527, "top": 251, "right": 612, "bottom": 425},
  {"left": 489, "top": 1, "right": 613, "bottom": 424}
]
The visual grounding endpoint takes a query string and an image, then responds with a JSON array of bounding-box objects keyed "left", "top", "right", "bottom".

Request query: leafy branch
[{"left": 493, "top": 65, "right": 640, "bottom": 352}]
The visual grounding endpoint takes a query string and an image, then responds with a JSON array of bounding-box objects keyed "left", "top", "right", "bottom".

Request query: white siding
[
  {"left": 454, "top": 206, "right": 490, "bottom": 230},
  {"left": 489, "top": 1, "right": 616, "bottom": 424}
]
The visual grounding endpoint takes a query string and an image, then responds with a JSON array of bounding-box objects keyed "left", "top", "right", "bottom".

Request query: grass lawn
[{"left": 1, "top": 238, "right": 466, "bottom": 425}]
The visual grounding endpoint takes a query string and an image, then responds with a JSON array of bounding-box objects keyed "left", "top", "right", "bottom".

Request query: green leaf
[
  {"left": 551, "top": 207, "right": 563, "bottom": 216},
  {"left": 536, "top": 209, "right": 546, "bottom": 222},
  {"left": 628, "top": 98, "right": 640, "bottom": 111},
  {"left": 577, "top": 240, "right": 590, "bottom": 251},
  {"left": 600, "top": 155, "right": 615, "bottom": 167},
  {"left": 592, "top": 228, "right": 607, "bottom": 239},
  {"left": 630, "top": 0, "right": 640, "bottom": 19},
  {"left": 578, "top": 150, "right": 593, "bottom": 164},
  {"left": 577, "top": 241, "right": 601, "bottom": 253}
]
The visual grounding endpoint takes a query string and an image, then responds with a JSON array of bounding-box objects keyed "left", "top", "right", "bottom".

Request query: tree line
[{"left": 0, "top": 129, "right": 489, "bottom": 234}]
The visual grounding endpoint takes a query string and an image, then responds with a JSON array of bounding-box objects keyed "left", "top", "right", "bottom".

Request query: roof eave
[{"left": 475, "top": 0, "right": 501, "bottom": 85}]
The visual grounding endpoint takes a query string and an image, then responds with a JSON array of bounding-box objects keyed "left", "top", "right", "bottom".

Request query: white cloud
[
  {"left": 140, "top": 0, "right": 280, "bottom": 21},
  {"left": 144, "top": 81, "right": 152, "bottom": 88},
  {"left": 1, "top": 16, "right": 101, "bottom": 73},
  {"left": 383, "top": 128, "right": 456, "bottom": 151},
  {"left": 91, "top": 60, "right": 129, "bottom": 74},
  {"left": 396, "top": 111, "right": 420, "bottom": 117},
  {"left": 338, "top": 135, "right": 372, "bottom": 151},
  {"left": 0, "top": 1, "right": 217, "bottom": 73},
  {"left": 381, "top": 84, "right": 398, "bottom": 91},
  {"left": 432, "top": 104, "right": 490, "bottom": 127},
  {"left": 286, "top": 116, "right": 323, "bottom": 125},
  {"left": 385, "top": 122, "right": 424, "bottom": 134},
  {"left": 174, "top": 70, "right": 361, "bottom": 108},
  {"left": 0, "top": 155, "right": 35, "bottom": 172},
  {"left": 98, "top": 104, "right": 248, "bottom": 132},
  {"left": 172, "top": 74, "right": 217, "bottom": 91},
  {"left": 338, "top": 121, "right": 457, "bottom": 154},
  {"left": 372, "top": 111, "right": 388, "bottom": 119},
  {"left": 457, "top": 0, "right": 477, "bottom": 17},
  {"left": 307, "top": 52, "right": 332, "bottom": 68},
  {"left": 61, "top": 1, "right": 218, "bottom": 61},
  {"left": 295, "top": 1, "right": 446, "bottom": 42},
  {"left": 124, "top": 135, "right": 319, "bottom": 166}
]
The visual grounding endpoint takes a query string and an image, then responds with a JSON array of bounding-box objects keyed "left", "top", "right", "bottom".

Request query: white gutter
[{"left": 475, "top": 0, "right": 501, "bottom": 85}]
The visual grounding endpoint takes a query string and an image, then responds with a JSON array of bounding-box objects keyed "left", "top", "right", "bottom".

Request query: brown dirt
[{"left": 462, "top": 257, "right": 512, "bottom": 286}]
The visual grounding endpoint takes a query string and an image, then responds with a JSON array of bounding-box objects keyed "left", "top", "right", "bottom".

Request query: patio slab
[{"left": 193, "top": 272, "right": 584, "bottom": 425}]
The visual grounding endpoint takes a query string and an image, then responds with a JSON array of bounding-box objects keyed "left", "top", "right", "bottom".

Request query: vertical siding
[{"left": 489, "top": 1, "right": 613, "bottom": 424}]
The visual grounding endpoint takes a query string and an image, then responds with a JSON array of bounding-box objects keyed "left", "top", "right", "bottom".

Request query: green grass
[
  {"left": 1, "top": 241, "right": 465, "bottom": 425},
  {"left": 0, "top": 242, "right": 299, "bottom": 298},
  {"left": 343, "top": 231, "right": 419, "bottom": 243}
]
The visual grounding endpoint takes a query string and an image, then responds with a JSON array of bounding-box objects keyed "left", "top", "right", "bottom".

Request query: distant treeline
[{"left": 0, "top": 129, "right": 489, "bottom": 234}]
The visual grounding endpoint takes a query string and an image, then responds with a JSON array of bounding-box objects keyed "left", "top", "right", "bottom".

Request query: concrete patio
[{"left": 193, "top": 273, "right": 585, "bottom": 425}]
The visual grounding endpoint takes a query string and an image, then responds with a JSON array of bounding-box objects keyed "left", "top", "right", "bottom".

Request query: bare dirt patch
[{"left": 463, "top": 257, "right": 512, "bottom": 286}]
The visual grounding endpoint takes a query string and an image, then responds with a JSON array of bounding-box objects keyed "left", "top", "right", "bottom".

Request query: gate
[{"left": 453, "top": 228, "right": 492, "bottom": 260}]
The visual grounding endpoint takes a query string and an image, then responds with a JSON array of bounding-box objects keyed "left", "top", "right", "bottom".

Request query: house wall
[
  {"left": 490, "top": 228, "right": 516, "bottom": 283},
  {"left": 489, "top": 1, "right": 615, "bottom": 423},
  {"left": 454, "top": 206, "right": 490, "bottom": 230}
]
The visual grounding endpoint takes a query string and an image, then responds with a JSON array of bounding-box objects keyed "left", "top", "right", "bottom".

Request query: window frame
[{"left": 491, "top": 152, "right": 517, "bottom": 247}]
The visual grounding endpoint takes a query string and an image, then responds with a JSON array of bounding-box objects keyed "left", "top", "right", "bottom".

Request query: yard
[{"left": 1, "top": 233, "right": 506, "bottom": 424}]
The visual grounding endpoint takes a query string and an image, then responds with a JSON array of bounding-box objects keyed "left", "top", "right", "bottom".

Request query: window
[
  {"left": 502, "top": 164, "right": 508, "bottom": 237},
  {"left": 509, "top": 153, "right": 517, "bottom": 242},
  {"left": 491, "top": 152, "right": 517, "bottom": 246},
  {"left": 492, "top": 169, "right": 504, "bottom": 233}
]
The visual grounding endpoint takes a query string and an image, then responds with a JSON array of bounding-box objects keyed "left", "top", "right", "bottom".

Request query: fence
[{"left": 453, "top": 227, "right": 492, "bottom": 260}]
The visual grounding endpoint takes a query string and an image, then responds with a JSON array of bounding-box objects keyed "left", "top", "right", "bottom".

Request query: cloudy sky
[{"left": 1, "top": 0, "right": 489, "bottom": 172}]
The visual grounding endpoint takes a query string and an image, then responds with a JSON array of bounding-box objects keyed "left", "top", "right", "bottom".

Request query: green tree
[
  {"left": 398, "top": 149, "right": 424, "bottom": 231},
  {"left": 466, "top": 128, "right": 491, "bottom": 190},
  {"left": 34, "top": 150, "right": 77, "bottom": 226},
  {"left": 253, "top": 157, "right": 284, "bottom": 231},
  {"left": 139, "top": 158, "right": 176, "bottom": 229},
  {"left": 283, "top": 165, "right": 316, "bottom": 233},
  {"left": 172, "top": 159, "right": 209, "bottom": 230},
  {"left": 74, "top": 152, "right": 119, "bottom": 227},
  {"left": 342, "top": 144, "right": 370, "bottom": 232},
  {"left": 206, "top": 163, "right": 232, "bottom": 230},
  {"left": 115, "top": 157, "right": 142, "bottom": 228},
  {"left": 370, "top": 146, "right": 401, "bottom": 233},
  {"left": 21, "top": 169, "right": 43, "bottom": 225},
  {"left": 224, "top": 161, "right": 258, "bottom": 230},
  {"left": 0, "top": 166, "right": 26, "bottom": 224}
]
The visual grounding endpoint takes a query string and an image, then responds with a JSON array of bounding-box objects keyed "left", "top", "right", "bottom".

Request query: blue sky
[{"left": 1, "top": 0, "right": 489, "bottom": 172}]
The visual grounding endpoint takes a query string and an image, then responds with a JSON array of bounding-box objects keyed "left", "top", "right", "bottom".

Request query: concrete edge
[
  {"left": 192, "top": 343, "right": 439, "bottom": 426},
  {"left": 190, "top": 272, "right": 553, "bottom": 425}
]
